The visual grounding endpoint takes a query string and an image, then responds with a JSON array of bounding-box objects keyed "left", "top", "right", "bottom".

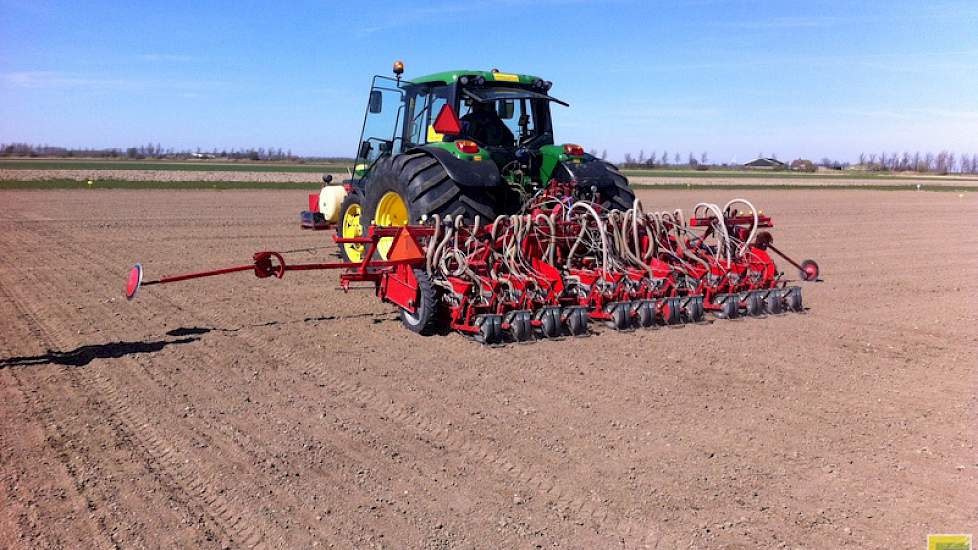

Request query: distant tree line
[
  {"left": 3, "top": 142, "right": 976, "bottom": 174},
  {"left": 604, "top": 147, "right": 978, "bottom": 174},
  {"left": 0, "top": 142, "right": 353, "bottom": 164},
  {"left": 854, "top": 151, "right": 976, "bottom": 174}
]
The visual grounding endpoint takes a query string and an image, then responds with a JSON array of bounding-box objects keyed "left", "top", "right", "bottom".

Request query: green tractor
[{"left": 330, "top": 62, "right": 635, "bottom": 262}]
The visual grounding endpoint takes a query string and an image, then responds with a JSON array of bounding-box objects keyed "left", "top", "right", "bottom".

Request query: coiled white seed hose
[
  {"left": 431, "top": 215, "right": 455, "bottom": 276},
  {"left": 534, "top": 212, "right": 557, "bottom": 265},
  {"left": 566, "top": 201, "right": 609, "bottom": 273},
  {"left": 426, "top": 214, "right": 441, "bottom": 275},
  {"left": 694, "top": 202, "right": 731, "bottom": 266},
  {"left": 723, "top": 198, "right": 758, "bottom": 256}
]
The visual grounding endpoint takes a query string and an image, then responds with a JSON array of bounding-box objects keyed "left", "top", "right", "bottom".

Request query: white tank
[{"left": 318, "top": 185, "right": 348, "bottom": 223}]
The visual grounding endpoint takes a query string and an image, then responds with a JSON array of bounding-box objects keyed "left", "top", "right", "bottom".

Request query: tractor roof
[{"left": 409, "top": 69, "right": 542, "bottom": 86}]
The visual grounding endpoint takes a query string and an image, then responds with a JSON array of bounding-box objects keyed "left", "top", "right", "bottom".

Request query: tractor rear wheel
[
  {"left": 363, "top": 153, "right": 499, "bottom": 257},
  {"left": 597, "top": 162, "right": 637, "bottom": 212},
  {"left": 338, "top": 193, "right": 365, "bottom": 263},
  {"left": 556, "top": 160, "right": 636, "bottom": 212}
]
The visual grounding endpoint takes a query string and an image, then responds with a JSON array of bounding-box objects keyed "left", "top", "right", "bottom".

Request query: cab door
[{"left": 354, "top": 76, "right": 405, "bottom": 182}]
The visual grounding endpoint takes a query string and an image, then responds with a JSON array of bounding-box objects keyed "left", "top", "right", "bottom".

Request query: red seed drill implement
[{"left": 127, "top": 63, "right": 818, "bottom": 343}]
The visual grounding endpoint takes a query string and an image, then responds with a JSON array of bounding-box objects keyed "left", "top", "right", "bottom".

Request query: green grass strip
[
  {"left": 0, "top": 160, "right": 349, "bottom": 173},
  {"left": 0, "top": 179, "right": 324, "bottom": 190}
]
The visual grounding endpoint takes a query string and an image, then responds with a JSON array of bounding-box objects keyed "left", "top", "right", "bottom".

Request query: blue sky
[{"left": 1, "top": 0, "right": 976, "bottom": 162}]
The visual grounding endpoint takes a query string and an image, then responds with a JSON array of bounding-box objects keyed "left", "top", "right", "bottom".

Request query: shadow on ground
[
  {"left": 0, "top": 337, "right": 199, "bottom": 369},
  {"left": 166, "top": 310, "right": 398, "bottom": 335},
  {"left": 0, "top": 311, "right": 399, "bottom": 370}
]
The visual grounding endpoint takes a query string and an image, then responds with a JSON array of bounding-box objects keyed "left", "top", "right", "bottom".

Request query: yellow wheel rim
[
  {"left": 374, "top": 191, "right": 409, "bottom": 258},
  {"left": 341, "top": 202, "right": 364, "bottom": 262}
]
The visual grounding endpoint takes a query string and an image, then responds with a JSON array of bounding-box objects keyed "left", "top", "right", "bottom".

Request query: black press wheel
[
  {"left": 607, "top": 302, "right": 632, "bottom": 330},
  {"left": 764, "top": 290, "right": 785, "bottom": 315},
  {"left": 716, "top": 295, "right": 739, "bottom": 319},
  {"left": 785, "top": 286, "right": 803, "bottom": 312},
  {"left": 566, "top": 307, "right": 590, "bottom": 336},
  {"left": 536, "top": 307, "right": 562, "bottom": 338},
  {"left": 474, "top": 314, "right": 503, "bottom": 344},
  {"left": 635, "top": 300, "right": 657, "bottom": 328},
  {"left": 684, "top": 296, "right": 705, "bottom": 323},
  {"left": 504, "top": 310, "right": 533, "bottom": 342},
  {"left": 744, "top": 291, "right": 764, "bottom": 316},
  {"left": 662, "top": 297, "right": 682, "bottom": 325}
]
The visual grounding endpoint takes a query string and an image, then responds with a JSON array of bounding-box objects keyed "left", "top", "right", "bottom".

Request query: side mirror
[
  {"left": 498, "top": 100, "right": 515, "bottom": 119},
  {"left": 368, "top": 90, "right": 383, "bottom": 114},
  {"left": 358, "top": 141, "right": 372, "bottom": 160}
]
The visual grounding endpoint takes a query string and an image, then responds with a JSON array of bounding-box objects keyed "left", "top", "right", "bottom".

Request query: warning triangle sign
[{"left": 388, "top": 227, "right": 425, "bottom": 262}]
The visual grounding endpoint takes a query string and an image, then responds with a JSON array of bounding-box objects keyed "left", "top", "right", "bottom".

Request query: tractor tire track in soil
[
  {"left": 18, "top": 205, "right": 660, "bottom": 546},
  {"left": 2, "top": 188, "right": 977, "bottom": 548},
  {"left": 0, "top": 254, "right": 270, "bottom": 548},
  {"left": 0, "top": 283, "right": 120, "bottom": 549}
]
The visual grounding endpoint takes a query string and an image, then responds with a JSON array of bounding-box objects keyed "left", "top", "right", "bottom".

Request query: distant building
[
  {"left": 789, "top": 159, "right": 816, "bottom": 172},
  {"left": 744, "top": 157, "right": 787, "bottom": 170}
]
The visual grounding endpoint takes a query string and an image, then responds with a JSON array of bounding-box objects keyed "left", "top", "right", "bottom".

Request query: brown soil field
[{"left": 1, "top": 189, "right": 976, "bottom": 549}]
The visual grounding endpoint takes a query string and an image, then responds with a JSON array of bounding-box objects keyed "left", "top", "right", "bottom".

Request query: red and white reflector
[{"left": 126, "top": 263, "right": 143, "bottom": 300}]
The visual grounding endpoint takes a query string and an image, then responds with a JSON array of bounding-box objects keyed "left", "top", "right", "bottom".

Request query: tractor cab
[{"left": 353, "top": 67, "right": 566, "bottom": 186}]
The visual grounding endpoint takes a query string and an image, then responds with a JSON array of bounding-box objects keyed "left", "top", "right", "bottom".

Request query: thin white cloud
[
  {"left": 0, "top": 71, "right": 137, "bottom": 90},
  {"left": 0, "top": 71, "right": 224, "bottom": 92}
]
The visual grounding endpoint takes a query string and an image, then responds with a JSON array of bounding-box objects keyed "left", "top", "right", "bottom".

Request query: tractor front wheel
[{"left": 338, "top": 193, "right": 365, "bottom": 263}]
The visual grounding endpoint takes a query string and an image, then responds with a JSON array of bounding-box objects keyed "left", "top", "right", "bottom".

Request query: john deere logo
[{"left": 928, "top": 534, "right": 972, "bottom": 550}]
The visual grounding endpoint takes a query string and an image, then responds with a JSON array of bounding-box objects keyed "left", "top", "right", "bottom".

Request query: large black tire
[
  {"left": 554, "top": 159, "right": 635, "bottom": 212},
  {"left": 399, "top": 268, "right": 439, "bottom": 335},
  {"left": 363, "top": 153, "right": 499, "bottom": 227},
  {"left": 597, "top": 162, "right": 636, "bottom": 212},
  {"left": 337, "top": 192, "right": 364, "bottom": 263}
]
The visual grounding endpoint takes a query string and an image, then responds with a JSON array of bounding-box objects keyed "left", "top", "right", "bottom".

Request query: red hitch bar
[{"left": 126, "top": 225, "right": 434, "bottom": 300}]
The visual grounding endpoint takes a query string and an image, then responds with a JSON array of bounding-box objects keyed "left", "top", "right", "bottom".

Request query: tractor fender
[{"left": 407, "top": 145, "right": 501, "bottom": 187}]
